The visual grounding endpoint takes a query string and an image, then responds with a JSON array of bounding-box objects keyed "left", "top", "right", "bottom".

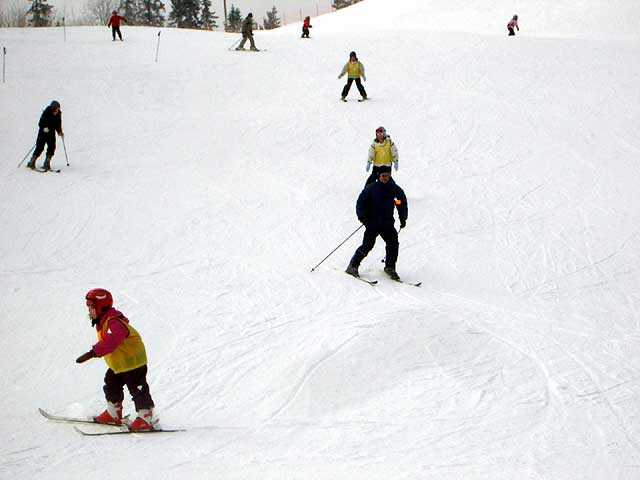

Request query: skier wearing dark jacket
[
  {"left": 26, "top": 100, "right": 63, "bottom": 171},
  {"left": 346, "top": 166, "right": 408, "bottom": 280},
  {"left": 236, "top": 13, "right": 259, "bottom": 51}
]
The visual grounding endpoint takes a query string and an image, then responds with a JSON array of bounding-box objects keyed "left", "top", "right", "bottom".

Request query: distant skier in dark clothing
[
  {"left": 346, "top": 166, "right": 408, "bottom": 281},
  {"left": 302, "top": 16, "right": 312, "bottom": 38},
  {"left": 236, "top": 13, "right": 259, "bottom": 51},
  {"left": 27, "top": 100, "right": 63, "bottom": 171},
  {"left": 338, "top": 51, "right": 367, "bottom": 101},
  {"left": 507, "top": 15, "right": 519, "bottom": 36},
  {"left": 108, "top": 10, "right": 126, "bottom": 41}
]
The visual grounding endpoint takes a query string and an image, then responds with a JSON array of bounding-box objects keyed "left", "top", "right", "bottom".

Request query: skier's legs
[
  {"left": 123, "top": 365, "right": 155, "bottom": 411},
  {"left": 355, "top": 78, "right": 367, "bottom": 98},
  {"left": 341, "top": 78, "right": 354, "bottom": 98},
  {"left": 365, "top": 166, "right": 383, "bottom": 186},
  {"left": 103, "top": 368, "right": 126, "bottom": 404},
  {"left": 111, "top": 26, "right": 117, "bottom": 41},
  {"left": 116, "top": 26, "right": 123, "bottom": 40},
  {"left": 508, "top": 27, "right": 515, "bottom": 36},
  {"left": 32, "top": 131, "right": 47, "bottom": 160},
  {"left": 249, "top": 34, "right": 257, "bottom": 50},
  {"left": 379, "top": 227, "right": 399, "bottom": 269},
  {"left": 44, "top": 135, "right": 56, "bottom": 158},
  {"left": 238, "top": 35, "right": 248, "bottom": 49},
  {"left": 350, "top": 227, "right": 378, "bottom": 267}
]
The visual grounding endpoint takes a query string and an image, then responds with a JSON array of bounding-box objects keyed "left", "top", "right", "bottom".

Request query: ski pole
[
  {"left": 228, "top": 37, "right": 241, "bottom": 51},
  {"left": 61, "top": 135, "right": 69, "bottom": 166},
  {"left": 17, "top": 144, "right": 36, "bottom": 168},
  {"left": 155, "top": 31, "right": 161, "bottom": 63},
  {"left": 310, "top": 224, "right": 364, "bottom": 272},
  {"left": 2, "top": 46, "right": 6, "bottom": 83}
]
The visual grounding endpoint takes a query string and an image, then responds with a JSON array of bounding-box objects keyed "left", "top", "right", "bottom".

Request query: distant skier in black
[
  {"left": 507, "top": 15, "right": 519, "bottom": 36},
  {"left": 346, "top": 166, "right": 408, "bottom": 281},
  {"left": 26, "top": 100, "right": 64, "bottom": 171},
  {"left": 302, "top": 16, "right": 312, "bottom": 38},
  {"left": 236, "top": 13, "right": 259, "bottom": 51}
]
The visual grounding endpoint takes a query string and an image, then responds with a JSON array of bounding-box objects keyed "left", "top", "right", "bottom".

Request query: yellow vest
[
  {"left": 347, "top": 61, "right": 362, "bottom": 78},
  {"left": 98, "top": 316, "right": 148, "bottom": 374},
  {"left": 372, "top": 139, "right": 394, "bottom": 166}
]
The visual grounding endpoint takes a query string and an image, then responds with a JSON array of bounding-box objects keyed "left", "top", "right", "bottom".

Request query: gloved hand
[
  {"left": 394, "top": 161, "right": 399, "bottom": 171},
  {"left": 362, "top": 76, "right": 367, "bottom": 82},
  {"left": 60, "top": 131, "right": 64, "bottom": 137},
  {"left": 76, "top": 350, "right": 96, "bottom": 364},
  {"left": 366, "top": 161, "right": 372, "bottom": 172},
  {"left": 43, "top": 127, "right": 50, "bottom": 133},
  {"left": 400, "top": 220, "right": 406, "bottom": 229},
  {"left": 358, "top": 217, "right": 367, "bottom": 226}
]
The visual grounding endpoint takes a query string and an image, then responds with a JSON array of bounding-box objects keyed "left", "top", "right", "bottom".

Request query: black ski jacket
[
  {"left": 38, "top": 106, "right": 62, "bottom": 135},
  {"left": 356, "top": 180, "right": 408, "bottom": 230}
]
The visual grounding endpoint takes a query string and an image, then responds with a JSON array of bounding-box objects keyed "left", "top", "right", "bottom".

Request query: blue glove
[
  {"left": 366, "top": 161, "right": 372, "bottom": 172},
  {"left": 394, "top": 161, "right": 399, "bottom": 171}
]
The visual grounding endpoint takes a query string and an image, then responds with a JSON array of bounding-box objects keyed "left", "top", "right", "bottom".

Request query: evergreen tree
[
  {"left": 226, "top": 4, "right": 241, "bottom": 32},
  {"left": 119, "top": 0, "right": 139, "bottom": 24},
  {"left": 168, "top": 0, "right": 199, "bottom": 28},
  {"left": 27, "top": 0, "right": 54, "bottom": 27},
  {"left": 262, "top": 5, "right": 280, "bottom": 30},
  {"left": 199, "top": 0, "right": 217, "bottom": 30},
  {"left": 138, "top": 0, "right": 165, "bottom": 26},
  {"left": 332, "top": 0, "right": 362, "bottom": 10}
]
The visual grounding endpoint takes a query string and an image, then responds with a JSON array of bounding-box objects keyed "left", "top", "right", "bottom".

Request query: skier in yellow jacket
[
  {"left": 75, "top": 288, "right": 156, "bottom": 431},
  {"left": 365, "top": 126, "right": 398, "bottom": 185},
  {"left": 338, "top": 51, "right": 367, "bottom": 101}
]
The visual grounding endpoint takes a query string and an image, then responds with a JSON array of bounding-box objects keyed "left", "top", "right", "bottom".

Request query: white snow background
[{"left": 1, "top": 0, "right": 640, "bottom": 478}]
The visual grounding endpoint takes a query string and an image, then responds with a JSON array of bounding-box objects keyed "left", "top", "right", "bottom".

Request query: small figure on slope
[
  {"left": 76, "top": 289, "right": 157, "bottom": 432},
  {"left": 302, "top": 16, "right": 312, "bottom": 38},
  {"left": 108, "top": 10, "right": 126, "bottom": 42},
  {"left": 346, "top": 166, "right": 408, "bottom": 281},
  {"left": 26, "top": 100, "right": 63, "bottom": 171},
  {"left": 507, "top": 14, "right": 519, "bottom": 36},
  {"left": 236, "top": 13, "right": 259, "bottom": 51},
  {"left": 366, "top": 126, "right": 398, "bottom": 186},
  {"left": 338, "top": 51, "right": 367, "bottom": 101}
]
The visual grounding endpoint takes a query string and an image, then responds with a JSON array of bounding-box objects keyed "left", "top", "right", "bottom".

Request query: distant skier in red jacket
[
  {"left": 507, "top": 14, "right": 519, "bottom": 36},
  {"left": 302, "top": 16, "right": 312, "bottom": 38},
  {"left": 108, "top": 10, "right": 126, "bottom": 41}
]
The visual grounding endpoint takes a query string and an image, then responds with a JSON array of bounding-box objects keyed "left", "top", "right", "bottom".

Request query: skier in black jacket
[
  {"left": 346, "top": 165, "right": 408, "bottom": 280},
  {"left": 27, "top": 100, "right": 64, "bottom": 171}
]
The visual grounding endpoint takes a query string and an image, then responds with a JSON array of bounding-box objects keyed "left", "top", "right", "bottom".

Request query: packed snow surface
[{"left": 1, "top": 0, "right": 640, "bottom": 478}]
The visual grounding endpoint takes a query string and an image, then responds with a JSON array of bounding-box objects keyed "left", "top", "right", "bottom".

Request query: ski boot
[
  {"left": 345, "top": 264, "right": 359, "bottom": 278},
  {"left": 384, "top": 266, "right": 400, "bottom": 281},
  {"left": 341, "top": 96, "right": 347, "bottom": 102},
  {"left": 235, "top": 46, "right": 244, "bottom": 51},
  {"left": 26, "top": 155, "right": 37, "bottom": 170},
  {"left": 42, "top": 155, "right": 52, "bottom": 172},
  {"left": 94, "top": 401, "right": 123, "bottom": 425},
  {"left": 250, "top": 46, "right": 259, "bottom": 52},
  {"left": 129, "top": 409, "right": 155, "bottom": 431}
]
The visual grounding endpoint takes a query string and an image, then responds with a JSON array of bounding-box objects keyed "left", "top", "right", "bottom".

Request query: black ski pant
[
  {"left": 238, "top": 33, "right": 256, "bottom": 49},
  {"left": 508, "top": 27, "right": 515, "bottom": 36},
  {"left": 112, "top": 26, "right": 122, "bottom": 41},
  {"left": 103, "top": 365, "right": 154, "bottom": 411},
  {"left": 301, "top": 27, "right": 310, "bottom": 38},
  {"left": 350, "top": 226, "right": 399, "bottom": 269},
  {"left": 33, "top": 130, "right": 56, "bottom": 159},
  {"left": 342, "top": 78, "right": 367, "bottom": 99}
]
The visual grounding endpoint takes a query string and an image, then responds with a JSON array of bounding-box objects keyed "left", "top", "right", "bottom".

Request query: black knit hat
[{"left": 378, "top": 165, "right": 392, "bottom": 176}]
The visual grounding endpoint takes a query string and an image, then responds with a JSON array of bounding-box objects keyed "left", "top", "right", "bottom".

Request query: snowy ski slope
[{"left": 1, "top": 0, "right": 640, "bottom": 478}]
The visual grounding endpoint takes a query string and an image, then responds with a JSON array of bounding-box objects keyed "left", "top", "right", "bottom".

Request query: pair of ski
[
  {"left": 345, "top": 271, "right": 421, "bottom": 287},
  {"left": 341, "top": 98, "right": 369, "bottom": 103},
  {"left": 29, "top": 167, "right": 61, "bottom": 173},
  {"left": 39, "top": 408, "right": 184, "bottom": 436}
]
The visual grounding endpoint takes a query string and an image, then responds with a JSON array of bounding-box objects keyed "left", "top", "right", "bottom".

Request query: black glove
[
  {"left": 76, "top": 350, "right": 96, "bottom": 364},
  {"left": 400, "top": 220, "right": 406, "bottom": 229},
  {"left": 358, "top": 217, "right": 367, "bottom": 226}
]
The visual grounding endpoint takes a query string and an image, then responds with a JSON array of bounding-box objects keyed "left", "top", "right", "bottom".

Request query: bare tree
[
  {"left": 85, "top": 0, "right": 119, "bottom": 24},
  {"left": 0, "top": 0, "right": 29, "bottom": 27}
]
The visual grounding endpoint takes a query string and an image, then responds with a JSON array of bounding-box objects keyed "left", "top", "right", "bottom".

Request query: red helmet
[{"left": 86, "top": 288, "right": 113, "bottom": 313}]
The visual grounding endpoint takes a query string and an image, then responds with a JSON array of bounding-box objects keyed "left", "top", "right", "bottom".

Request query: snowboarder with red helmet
[{"left": 76, "top": 288, "right": 156, "bottom": 431}]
